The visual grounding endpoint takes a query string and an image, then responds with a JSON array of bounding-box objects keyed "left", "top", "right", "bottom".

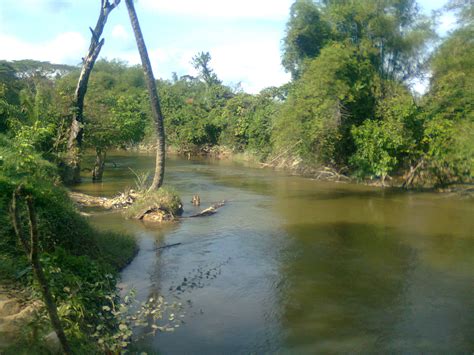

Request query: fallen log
[
  {"left": 189, "top": 201, "right": 226, "bottom": 218},
  {"left": 153, "top": 242, "right": 182, "bottom": 251},
  {"left": 69, "top": 190, "right": 139, "bottom": 209},
  {"left": 69, "top": 191, "right": 226, "bottom": 222}
]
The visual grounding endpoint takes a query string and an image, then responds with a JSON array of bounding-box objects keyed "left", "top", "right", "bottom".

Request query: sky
[{"left": 0, "top": 0, "right": 456, "bottom": 93}]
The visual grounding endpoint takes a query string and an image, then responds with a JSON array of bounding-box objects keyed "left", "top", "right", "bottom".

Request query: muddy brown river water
[{"left": 74, "top": 152, "right": 474, "bottom": 353}]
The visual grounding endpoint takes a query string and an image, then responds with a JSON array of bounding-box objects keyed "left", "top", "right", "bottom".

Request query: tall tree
[
  {"left": 125, "top": 0, "right": 166, "bottom": 189},
  {"left": 64, "top": 0, "right": 120, "bottom": 184},
  {"left": 192, "top": 52, "right": 222, "bottom": 86},
  {"left": 320, "top": 0, "right": 433, "bottom": 82},
  {"left": 282, "top": 0, "right": 432, "bottom": 82},
  {"left": 420, "top": 4, "right": 474, "bottom": 186},
  {"left": 282, "top": 0, "right": 331, "bottom": 79}
]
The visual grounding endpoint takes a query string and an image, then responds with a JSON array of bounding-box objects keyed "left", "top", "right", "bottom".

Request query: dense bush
[{"left": 0, "top": 137, "right": 137, "bottom": 351}]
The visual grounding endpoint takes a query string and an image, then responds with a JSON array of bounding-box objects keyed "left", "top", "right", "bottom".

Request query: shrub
[{"left": 123, "top": 186, "right": 183, "bottom": 219}]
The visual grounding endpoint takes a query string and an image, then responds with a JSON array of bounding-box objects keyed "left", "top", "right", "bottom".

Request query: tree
[
  {"left": 217, "top": 92, "right": 278, "bottom": 158},
  {"left": 350, "top": 85, "right": 420, "bottom": 184},
  {"left": 282, "top": 0, "right": 433, "bottom": 82},
  {"left": 125, "top": 0, "right": 166, "bottom": 190},
  {"left": 85, "top": 92, "right": 147, "bottom": 181},
  {"left": 159, "top": 77, "right": 215, "bottom": 151},
  {"left": 65, "top": 0, "right": 121, "bottom": 184},
  {"left": 158, "top": 68, "right": 232, "bottom": 153},
  {"left": 282, "top": 0, "right": 331, "bottom": 78},
  {"left": 59, "top": 59, "right": 146, "bottom": 181},
  {"left": 275, "top": 0, "right": 434, "bottom": 178},
  {"left": 192, "top": 52, "right": 222, "bottom": 86},
  {"left": 0, "top": 63, "right": 23, "bottom": 133},
  {"left": 11, "top": 187, "right": 72, "bottom": 355},
  {"left": 420, "top": 13, "right": 474, "bottom": 186},
  {"left": 274, "top": 43, "right": 378, "bottom": 167},
  {"left": 321, "top": 0, "right": 433, "bottom": 82},
  {"left": 0, "top": 59, "right": 74, "bottom": 79}
]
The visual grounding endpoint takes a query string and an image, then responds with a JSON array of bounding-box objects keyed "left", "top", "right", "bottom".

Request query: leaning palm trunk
[
  {"left": 64, "top": 0, "right": 120, "bottom": 184},
  {"left": 125, "top": 0, "right": 165, "bottom": 189}
]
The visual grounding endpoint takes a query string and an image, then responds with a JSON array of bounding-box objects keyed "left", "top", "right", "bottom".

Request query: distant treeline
[{"left": 1, "top": 0, "right": 472, "bottom": 187}]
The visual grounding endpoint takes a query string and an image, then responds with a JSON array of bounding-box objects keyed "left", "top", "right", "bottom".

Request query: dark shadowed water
[{"left": 74, "top": 151, "right": 474, "bottom": 354}]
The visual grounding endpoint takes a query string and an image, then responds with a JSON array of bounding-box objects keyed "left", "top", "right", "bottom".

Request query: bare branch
[{"left": 89, "top": 27, "right": 99, "bottom": 42}]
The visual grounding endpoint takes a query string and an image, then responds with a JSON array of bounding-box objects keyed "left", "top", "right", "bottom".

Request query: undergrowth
[{"left": 0, "top": 136, "right": 138, "bottom": 353}]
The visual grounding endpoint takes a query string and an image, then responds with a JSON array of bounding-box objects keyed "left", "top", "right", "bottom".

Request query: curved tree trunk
[
  {"left": 11, "top": 188, "right": 72, "bottom": 355},
  {"left": 125, "top": 0, "right": 165, "bottom": 190},
  {"left": 64, "top": 0, "right": 120, "bottom": 184}
]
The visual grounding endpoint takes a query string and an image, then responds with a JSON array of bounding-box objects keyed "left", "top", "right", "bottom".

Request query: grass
[
  {"left": 0, "top": 138, "right": 139, "bottom": 352},
  {"left": 123, "top": 186, "right": 183, "bottom": 219},
  {"left": 94, "top": 231, "right": 137, "bottom": 270}
]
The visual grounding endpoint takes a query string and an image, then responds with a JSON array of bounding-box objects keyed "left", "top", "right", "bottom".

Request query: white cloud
[
  {"left": 210, "top": 40, "right": 290, "bottom": 93},
  {"left": 101, "top": 40, "right": 290, "bottom": 93},
  {"left": 111, "top": 24, "right": 131, "bottom": 42},
  {"left": 0, "top": 31, "right": 87, "bottom": 64},
  {"left": 138, "top": 0, "right": 293, "bottom": 19}
]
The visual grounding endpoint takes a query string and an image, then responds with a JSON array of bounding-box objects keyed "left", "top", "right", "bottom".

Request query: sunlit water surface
[{"left": 74, "top": 152, "right": 474, "bottom": 353}]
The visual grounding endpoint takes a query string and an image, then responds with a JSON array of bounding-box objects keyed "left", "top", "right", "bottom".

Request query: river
[{"left": 74, "top": 152, "right": 474, "bottom": 353}]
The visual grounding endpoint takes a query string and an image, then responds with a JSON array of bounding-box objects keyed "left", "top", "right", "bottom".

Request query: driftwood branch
[
  {"left": 402, "top": 158, "right": 425, "bottom": 189},
  {"left": 10, "top": 186, "right": 30, "bottom": 255},
  {"left": 260, "top": 140, "right": 303, "bottom": 167},
  {"left": 153, "top": 242, "right": 182, "bottom": 251},
  {"left": 315, "top": 167, "right": 350, "bottom": 181},
  {"left": 189, "top": 201, "right": 226, "bottom": 218},
  {"left": 10, "top": 187, "right": 72, "bottom": 355}
]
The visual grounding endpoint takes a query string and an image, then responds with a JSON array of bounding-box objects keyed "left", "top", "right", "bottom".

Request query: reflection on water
[{"left": 75, "top": 151, "right": 474, "bottom": 353}]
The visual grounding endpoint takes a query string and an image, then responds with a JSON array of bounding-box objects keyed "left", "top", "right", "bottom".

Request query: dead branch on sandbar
[{"left": 189, "top": 201, "right": 226, "bottom": 218}]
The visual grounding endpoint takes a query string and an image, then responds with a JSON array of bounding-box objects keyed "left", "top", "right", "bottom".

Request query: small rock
[{"left": 44, "top": 331, "right": 61, "bottom": 354}]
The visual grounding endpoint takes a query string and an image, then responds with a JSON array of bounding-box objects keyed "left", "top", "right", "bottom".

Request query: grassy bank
[{"left": 0, "top": 138, "right": 138, "bottom": 353}]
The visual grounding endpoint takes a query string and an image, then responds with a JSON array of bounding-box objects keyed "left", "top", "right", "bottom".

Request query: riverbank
[
  {"left": 0, "top": 159, "right": 138, "bottom": 352},
  {"left": 128, "top": 144, "right": 473, "bottom": 194}
]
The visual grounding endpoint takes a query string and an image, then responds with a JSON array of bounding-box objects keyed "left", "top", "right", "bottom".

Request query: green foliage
[
  {"left": 350, "top": 82, "right": 424, "bottom": 179},
  {"left": 78, "top": 60, "right": 148, "bottom": 151},
  {"left": 84, "top": 92, "right": 147, "bottom": 151},
  {"left": 274, "top": 43, "right": 378, "bottom": 166},
  {"left": 282, "top": 0, "right": 331, "bottom": 78},
  {"left": 426, "top": 26, "right": 473, "bottom": 121},
  {"left": 272, "top": 0, "right": 466, "bottom": 186},
  {"left": 351, "top": 119, "right": 405, "bottom": 179},
  {"left": 159, "top": 72, "right": 232, "bottom": 152},
  {"left": 0, "top": 137, "right": 137, "bottom": 352},
  {"left": 420, "top": 18, "right": 474, "bottom": 185},
  {"left": 192, "top": 51, "right": 221, "bottom": 86},
  {"left": 0, "top": 59, "right": 75, "bottom": 79},
  {"left": 282, "top": 0, "right": 433, "bottom": 81},
  {"left": 218, "top": 92, "right": 278, "bottom": 159},
  {"left": 0, "top": 135, "right": 58, "bottom": 182},
  {"left": 423, "top": 118, "right": 473, "bottom": 186},
  {"left": 0, "top": 65, "right": 23, "bottom": 133},
  {"left": 219, "top": 94, "right": 255, "bottom": 150},
  {"left": 322, "top": 0, "right": 433, "bottom": 81}
]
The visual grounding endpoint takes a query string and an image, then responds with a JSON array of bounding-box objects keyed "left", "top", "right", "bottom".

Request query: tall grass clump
[{"left": 123, "top": 186, "right": 183, "bottom": 219}]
